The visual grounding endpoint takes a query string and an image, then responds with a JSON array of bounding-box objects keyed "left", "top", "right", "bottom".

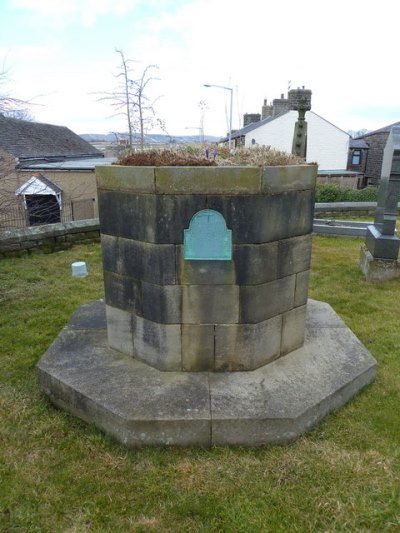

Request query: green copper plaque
[{"left": 184, "top": 209, "right": 232, "bottom": 260}]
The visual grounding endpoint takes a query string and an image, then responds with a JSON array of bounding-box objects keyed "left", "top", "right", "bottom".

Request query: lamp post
[
  {"left": 204, "top": 84, "right": 233, "bottom": 151},
  {"left": 185, "top": 126, "right": 203, "bottom": 143}
]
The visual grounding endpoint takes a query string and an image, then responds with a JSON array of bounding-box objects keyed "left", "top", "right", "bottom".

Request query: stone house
[
  {"left": 223, "top": 89, "right": 350, "bottom": 173},
  {"left": 349, "top": 122, "right": 400, "bottom": 185},
  {"left": 0, "top": 114, "right": 113, "bottom": 229}
]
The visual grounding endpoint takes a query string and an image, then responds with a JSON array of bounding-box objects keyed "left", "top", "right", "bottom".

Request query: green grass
[{"left": 1, "top": 239, "right": 400, "bottom": 532}]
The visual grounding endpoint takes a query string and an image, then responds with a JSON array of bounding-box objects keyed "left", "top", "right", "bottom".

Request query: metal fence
[{"left": 0, "top": 198, "right": 95, "bottom": 232}]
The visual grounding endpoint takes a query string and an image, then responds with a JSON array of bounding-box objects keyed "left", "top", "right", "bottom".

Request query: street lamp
[{"left": 204, "top": 84, "right": 233, "bottom": 151}]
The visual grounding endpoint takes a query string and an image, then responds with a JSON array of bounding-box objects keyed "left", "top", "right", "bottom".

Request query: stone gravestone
[{"left": 360, "top": 126, "right": 400, "bottom": 281}]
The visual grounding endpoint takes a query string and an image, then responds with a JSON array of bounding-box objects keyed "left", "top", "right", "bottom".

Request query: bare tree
[
  {"left": 99, "top": 49, "right": 161, "bottom": 150},
  {"left": 0, "top": 67, "right": 34, "bottom": 120}
]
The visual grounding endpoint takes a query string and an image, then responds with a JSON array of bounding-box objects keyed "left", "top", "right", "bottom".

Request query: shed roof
[{"left": 0, "top": 114, "right": 101, "bottom": 162}]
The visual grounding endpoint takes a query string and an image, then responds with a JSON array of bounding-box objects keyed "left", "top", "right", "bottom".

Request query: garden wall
[{"left": 0, "top": 219, "right": 100, "bottom": 258}]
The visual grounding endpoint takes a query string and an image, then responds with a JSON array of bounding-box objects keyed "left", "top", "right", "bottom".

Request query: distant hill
[{"left": 80, "top": 133, "right": 221, "bottom": 144}]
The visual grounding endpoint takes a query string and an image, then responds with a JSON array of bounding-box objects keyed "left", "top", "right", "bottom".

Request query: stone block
[
  {"left": 176, "top": 246, "right": 236, "bottom": 285},
  {"left": 68, "top": 300, "right": 107, "bottom": 330},
  {"left": 360, "top": 245, "right": 400, "bottom": 282},
  {"left": 281, "top": 305, "right": 307, "bottom": 355},
  {"left": 215, "top": 315, "right": 282, "bottom": 371},
  {"left": 182, "top": 285, "right": 239, "bottom": 324},
  {"left": 262, "top": 165, "right": 317, "bottom": 194},
  {"left": 155, "top": 166, "right": 262, "bottom": 195},
  {"left": 365, "top": 224, "right": 400, "bottom": 260},
  {"left": 207, "top": 190, "right": 314, "bottom": 244},
  {"left": 101, "top": 234, "right": 120, "bottom": 274},
  {"left": 295, "top": 270, "right": 310, "bottom": 307},
  {"left": 277, "top": 235, "right": 312, "bottom": 278},
  {"left": 96, "top": 165, "right": 155, "bottom": 193},
  {"left": 37, "top": 299, "right": 377, "bottom": 447},
  {"left": 106, "top": 305, "right": 134, "bottom": 356},
  {"left": 98, "top": 190, "right": 157, "bottom": 241},
  {"left": 103, "top": 271, "right": 141, "bottom": 313},
  {"left": 233, "top": 242, "right": 278, "bottom": 285},
  {"left": 155, "top": 194, "right": 206, "bottom": 244},
  {"left": 181, "top": 324, "right": 215, "bottom": 371},
  {"left": 240, "top": 275, "right": 295, "bottom": 323},
  {"left": 133, "top": 315, "right": 182, "bottom": 371},
  {"left": 141, "top": 282, "right": 182, "bottom": 324},
  {"left": 119, "top": 237, "right": 176, "bottom": 285}
]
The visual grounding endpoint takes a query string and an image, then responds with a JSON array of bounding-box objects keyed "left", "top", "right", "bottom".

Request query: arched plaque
[{"left": 184, "top": 209, "right": 232, "bottom": 260}]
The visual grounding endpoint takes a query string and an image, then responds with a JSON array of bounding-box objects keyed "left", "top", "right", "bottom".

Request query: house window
[{"left": 352, "top": 150, "right": 361, "bottom": 165}]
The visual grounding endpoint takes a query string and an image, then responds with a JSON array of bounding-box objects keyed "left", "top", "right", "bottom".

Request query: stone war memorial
[
  {"left": 360, "top": 126, "right": 400, "bottom": 281},
  {"left": 37, "top": 161, "right": 377, "bottom": 447}
]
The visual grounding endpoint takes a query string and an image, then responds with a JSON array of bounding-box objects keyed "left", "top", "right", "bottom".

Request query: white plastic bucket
[{"left": 71, "top": 261, "right": 88, "bottom": 277}]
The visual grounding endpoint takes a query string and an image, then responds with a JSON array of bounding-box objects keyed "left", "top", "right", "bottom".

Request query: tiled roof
[{"left": 0, "top": 114, "right": 101, "bottom": 161}]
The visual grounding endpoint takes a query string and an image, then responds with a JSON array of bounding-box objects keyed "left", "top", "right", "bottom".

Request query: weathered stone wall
[
  {"left": 0, "top": 219, "right": 100, "bottom": 257},
  {"left": 363, "top": 131, "right": 389, "bottom": 183},
  {"left": 97, "top": 165, "right": 317, "bottom": 373}
]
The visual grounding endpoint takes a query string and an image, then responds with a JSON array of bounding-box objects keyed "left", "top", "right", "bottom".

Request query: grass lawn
[{"left": 0, "top": 237, "right": 399, "bottom": 532}]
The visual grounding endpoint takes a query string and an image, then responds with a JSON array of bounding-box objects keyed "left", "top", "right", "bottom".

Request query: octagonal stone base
[{"left": 37, "top": 299, "right": 376, "bottom": 447}]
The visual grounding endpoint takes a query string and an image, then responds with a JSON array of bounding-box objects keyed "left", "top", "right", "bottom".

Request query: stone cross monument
[{"left": 290, "top": 88, "right": 312, "bottom": 159}]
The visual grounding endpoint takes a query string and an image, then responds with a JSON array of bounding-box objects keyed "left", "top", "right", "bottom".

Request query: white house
[
  {"left": 224, "top": 90, "right": 350, "bottom": 172},
  {"left": 241, "top": 110, "right": 349, "bottom": 171}
]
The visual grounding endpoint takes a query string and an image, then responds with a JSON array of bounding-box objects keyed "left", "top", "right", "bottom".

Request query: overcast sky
[{"left": 1, "top": 0, "right": 399, "bottom": 137}]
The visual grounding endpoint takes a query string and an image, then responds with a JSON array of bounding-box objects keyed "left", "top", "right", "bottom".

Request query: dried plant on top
[{"left": 117, "top": 145, "right": 308, "bottom": 167}]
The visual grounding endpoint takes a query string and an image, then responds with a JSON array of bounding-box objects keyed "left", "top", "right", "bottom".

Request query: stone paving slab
[{"left": 37, "top": 299, "right": 377, "bottom": 447}]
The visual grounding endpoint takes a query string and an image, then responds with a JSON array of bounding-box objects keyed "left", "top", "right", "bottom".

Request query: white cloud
[
  {"left": 4, "top": 0, "right": 400, "bottom": 135},
  {"left": 11, "top": 0, "right": 138, "bottom": 26}
]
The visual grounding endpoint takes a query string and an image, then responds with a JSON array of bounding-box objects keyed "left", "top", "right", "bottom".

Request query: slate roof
[
  {"left": 355, "top": 121, "right": 400, "bottom": 138},
  {"left": 0, "top": 114, "right": 101, "bottom": 164},
  {"left": 349, "top": 139, "right": 369, "bottom": 149},
  {"left": 220, "top": 113, "right": 287, "bottom": 142}
]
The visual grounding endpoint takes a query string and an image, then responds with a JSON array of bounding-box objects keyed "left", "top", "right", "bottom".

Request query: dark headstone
[{"left": 365, "top": 127, "right": 400, "bottom": 260}]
